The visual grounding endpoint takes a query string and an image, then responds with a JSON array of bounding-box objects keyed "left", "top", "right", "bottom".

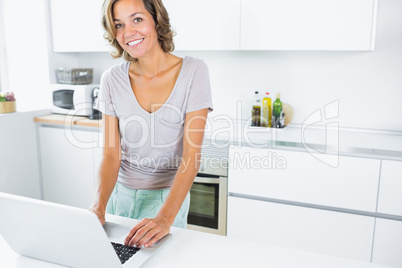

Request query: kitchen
[{"left": 0, "top": 0, "right": 402, "bottom": 267}]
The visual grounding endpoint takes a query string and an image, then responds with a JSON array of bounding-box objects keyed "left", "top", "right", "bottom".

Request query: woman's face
[{"left": 113, "top": 0, "right": 159, "bottom": 59}]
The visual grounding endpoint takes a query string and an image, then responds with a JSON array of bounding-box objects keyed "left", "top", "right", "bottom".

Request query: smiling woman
[
  {"left": 90, "top": 0, "right": 213, "bottom": 251},
  {"left": 102, "top": 0, "right": 175, "bottom": 62}
]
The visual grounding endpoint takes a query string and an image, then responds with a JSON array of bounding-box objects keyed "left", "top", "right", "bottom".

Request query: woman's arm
[
  {"left": 124, "top": 108, "right": 208, "bottom": 248},
  {"left": 89, "top": 114, "right": 121, "bottom": 225}
]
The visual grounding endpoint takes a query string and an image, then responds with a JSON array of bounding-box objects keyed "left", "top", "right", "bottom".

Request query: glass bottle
[
  {"left": 272, "top": 93, "right": 283, "bottom": 128},
  {"left": 262, "top": 92, "right": 272, "bottom": 127},
  {"left": 251, "top": 91, "right": 261, "bottom": 127}
]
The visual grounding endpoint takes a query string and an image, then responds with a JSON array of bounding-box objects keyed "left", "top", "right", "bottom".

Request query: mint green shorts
[{"left": 106, "top": 182, "right": 190, "bottom": 228}]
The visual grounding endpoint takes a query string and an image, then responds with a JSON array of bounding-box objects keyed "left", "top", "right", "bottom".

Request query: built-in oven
[{"left": 187, "top": 142, "right": 229, "bottom": 236}]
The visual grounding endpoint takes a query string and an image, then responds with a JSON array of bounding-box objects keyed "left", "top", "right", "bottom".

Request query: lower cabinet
[
  {"left": 38, "top": 126, "right": 98, "bottom": 209},
  {"left": 92, "top": 131, "right": 104, "bottom": 185},
  {"left": 227, "top": 196, "right": 375, "bottom": 262},
  {"left": 377, "top": 160, "right": 402, "bottom": 216},
  {"left": 372, "top": 218, "right": 402, "bottom": 267},
  {"left": 228, "top": 147, "right": 380, "bottom": 213}
]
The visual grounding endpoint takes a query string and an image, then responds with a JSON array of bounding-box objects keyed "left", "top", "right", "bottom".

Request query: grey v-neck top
[{"left": 96, "top": 56, "right": 213, "bottom": 190}]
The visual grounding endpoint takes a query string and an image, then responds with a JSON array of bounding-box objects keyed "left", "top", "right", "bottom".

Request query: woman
[{"left": 89, "top": 0, "right": 213, "bottom": 248}]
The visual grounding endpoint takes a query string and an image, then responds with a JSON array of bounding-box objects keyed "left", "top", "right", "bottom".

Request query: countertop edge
[{"left": 33, "top": 114, "right": 402, "bottom": 160}]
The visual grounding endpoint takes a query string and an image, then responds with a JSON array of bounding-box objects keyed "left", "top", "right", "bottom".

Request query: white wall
[
  {"left": 0, "top": 0, "right": 7, "bottom": 92},
  {"left": 0, "top": 0, "right": 52, "bottom": 198},
  {"left": 76, "top": 0, "right": 402, "bottom": 132},
  {"left": 2, "top": 0, "right": 51, "bottom": 111}
]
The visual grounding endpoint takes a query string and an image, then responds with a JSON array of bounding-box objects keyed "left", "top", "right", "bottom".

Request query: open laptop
[{"left": 0, "top": 192, "right": 171, "bottom": 267}]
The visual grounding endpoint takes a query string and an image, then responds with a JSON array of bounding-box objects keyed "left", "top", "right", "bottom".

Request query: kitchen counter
[
  {"left": 0, "top": 214, "right": 393, "bottom": 268},
  {"left": 34, "top": 114, "right": 102, "bottom": 128},
  {"left": 206, "top": 120, "right": 402, "bottom": 161},
  {"left": 34, "top": 114, "right": 402, "bottom": 160}
]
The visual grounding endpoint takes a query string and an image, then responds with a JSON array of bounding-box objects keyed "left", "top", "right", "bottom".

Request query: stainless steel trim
[
  {"left": 187, "top": 224, "right": 224, "bottom": 236},
  {"left": 193, "top": 176, "right": 220, "bottom": 184},
  {"left": 35, "top": 124, "right": 45, "bottom": 200},
  {"left": 218, "top": 177, "right": 228, "bottom": 236},
  {"left": 199, "top": 140, "right": 229, "bottom": 177},
  {"left": 228, "top": 192, "right": 402, "bottom": 221}
]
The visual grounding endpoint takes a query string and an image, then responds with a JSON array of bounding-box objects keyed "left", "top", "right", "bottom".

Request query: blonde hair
[{"left": 102, "top": 0, "right": 175, "bottom": 62}]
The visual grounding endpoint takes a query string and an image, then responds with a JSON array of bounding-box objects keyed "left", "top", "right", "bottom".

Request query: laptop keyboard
[{"left": 111, "top": 242, "right": 140, "bottom": 264}]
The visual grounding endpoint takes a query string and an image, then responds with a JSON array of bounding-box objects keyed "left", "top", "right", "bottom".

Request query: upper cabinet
[
  {"left": 164, "top": 0, "right": 241, "bottom": 50},
  {"left": 49, "top": 0, "right": 109, "bottom": 52},
  {"left": 49, "top": 0, "right": 377, "bottom": 52},
  {"left": 241, "top": 0, "right": 378, "bottom": 51}
]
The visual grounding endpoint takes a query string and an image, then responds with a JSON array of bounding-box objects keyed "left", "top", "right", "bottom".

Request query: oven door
[{"left": 187, "top": 174, "right": 227, "bottom": 236}]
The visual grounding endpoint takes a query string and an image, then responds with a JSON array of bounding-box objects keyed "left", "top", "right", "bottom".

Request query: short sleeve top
[{"left": 96, "top": 56, "right": 213, "bottom": 190}]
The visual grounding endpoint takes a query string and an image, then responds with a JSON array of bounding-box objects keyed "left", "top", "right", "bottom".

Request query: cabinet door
[
  {"left": 227, "top": 196, "right": 375, "bottom": 262},
  {"left": 228, "top": 147, "right": 380, "bottom": 212},
  {"left": 377, "top": 160, "right": 402, "bottom": 216},
  {"left": 39, "top": 127, "right": 96, "bottom": 208},
  {"left": 241, "top": 0, "right": 377, "bottom": 50},
  {"left": 164, "top": 0, "right": 240, "bottom": 50},
  {"left": 49, "top": 0, "right": 108, "bottom": 52},
  {"left": 372, "top": 218, "right": 402, "bottom": 267},
  {"left": 92, "top": 130, "right": 103, "bottom": 184}
]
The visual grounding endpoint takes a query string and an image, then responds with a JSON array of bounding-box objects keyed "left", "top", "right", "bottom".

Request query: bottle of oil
[
  {"left": 272, "top": 92, "right": 283, "bottom": 128},
  {"left": 251, "top": 91, "right": 261, "bottom": 127},
  {"left": 262, "top": 92, "right": 272, "bottom": 127}
]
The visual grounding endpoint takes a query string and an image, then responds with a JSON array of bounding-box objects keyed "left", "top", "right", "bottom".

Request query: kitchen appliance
[
  {"left": 89, "top": 87, "right": 102, "bottom": 120},
  {"left": 51, "top": 84, "right": 99, "bottom": 116},
  {"left": 187, "top": 141, "right": 229, "bottom": 236}
]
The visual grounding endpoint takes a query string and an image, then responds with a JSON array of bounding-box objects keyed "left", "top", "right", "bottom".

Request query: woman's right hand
[{"left": 89, "top": 206, "right": 106, "bottom": 225}]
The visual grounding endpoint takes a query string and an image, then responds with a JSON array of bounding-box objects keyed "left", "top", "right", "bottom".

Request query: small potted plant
[{"left": 0, "top": 92, "right": 16, "bottom": 113}]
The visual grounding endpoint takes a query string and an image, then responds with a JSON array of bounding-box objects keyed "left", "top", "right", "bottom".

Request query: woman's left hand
[{"left": 124, "top": 216, "right": 172, "bottom": 248}]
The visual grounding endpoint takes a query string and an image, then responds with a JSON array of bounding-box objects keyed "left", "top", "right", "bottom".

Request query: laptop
[{"left": 0, "top": 192, "right": 172, "bottom": 268}]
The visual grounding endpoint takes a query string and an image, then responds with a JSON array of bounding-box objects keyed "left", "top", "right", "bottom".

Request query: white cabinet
[
  {"left": 227, "top": 196, "right": 375, "bottom": 262},
  {"left": 164, "top": 0, "right": 240, "bottom": 50},
  {"left": 48, "top": 0, "right": 377, "bottom": 52},
  {"left": 228, "top": 147, "right": 380, "bottom": 212},
  {"left": 372, "top": 218, "right": 402, "bottom": 267},
  {"left": 240, "top": 0, "right": 377, "bottom": 50},
  {"left": 38, "top": 127, "right": 97, "bottom": 208},
  {"left": 92, "top": 130, "right": 104, "bottom": 184},
  {"left": 377, "top": 160, "right": 402, "bottom": 216},
  {"left": 49, "top": 0, "right": 108, "bottom": 52}
]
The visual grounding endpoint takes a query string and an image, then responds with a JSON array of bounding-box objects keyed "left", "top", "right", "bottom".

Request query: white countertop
[
  {"left": 34, "top": 114, "right": 402, "bottom": 160},
  {"left": 204, "top": 120, "right": 402, "bottom": 160},
  {"left": 0, "top": 214, "right": 393, "bottom": 268}
]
